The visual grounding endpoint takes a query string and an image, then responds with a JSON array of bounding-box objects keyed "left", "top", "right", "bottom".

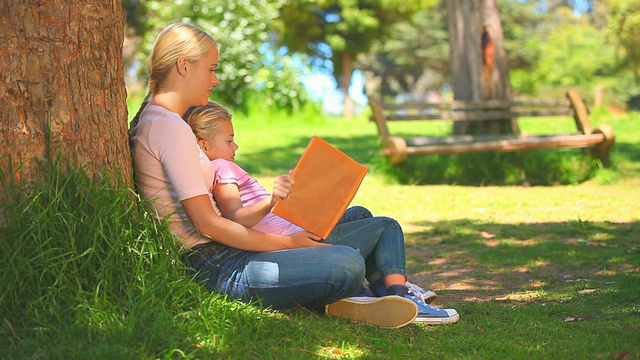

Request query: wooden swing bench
[{"left": 368, "top": 90, "right": 615, "bottom": 166}]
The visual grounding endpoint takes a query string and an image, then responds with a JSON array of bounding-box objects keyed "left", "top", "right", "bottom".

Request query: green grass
[{"left": 2, "top": 106, "right": 639, "bottom": 359}]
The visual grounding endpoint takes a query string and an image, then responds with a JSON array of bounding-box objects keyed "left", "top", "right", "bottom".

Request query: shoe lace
[{"left": 406, "top": 281, "right": 428, "bottom": 305}]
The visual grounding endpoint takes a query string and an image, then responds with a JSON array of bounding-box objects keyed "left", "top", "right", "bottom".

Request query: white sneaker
[
  {"left": 406, "top": 281, "right": 438, "bottom": 304},
  {"left": 401, "top": 294, "right": 460, "bottom": 325},
  {"left": 325, "top": 296, "right": 418, "bottom": 328}
]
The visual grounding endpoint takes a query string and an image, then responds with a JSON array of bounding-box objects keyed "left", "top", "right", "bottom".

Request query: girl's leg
[
  {"left": 326, "top": 206, "right": 380, "bottom": 258},
  {"left": 190, "top": 245, "right": 366, "bottom": 311},
  {"left": 326, "top": 209, "right": 459, "bottom": 325},
  {"left": 337, "top": 205, "right": 373, "bottom": 223},
  {"left": 324, "top": 206, "right": 407, "bottom": 282}
]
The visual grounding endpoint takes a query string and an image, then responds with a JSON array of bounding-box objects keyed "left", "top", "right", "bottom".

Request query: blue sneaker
[
  {"left": 402, "top": 294, "right": 459, "bottom": 325},
  {"left": 373, "top": 281, "right": 438, "bottom": 304},
  {"left": 355, "top": 285, "right": 376, "bottom": 297}
]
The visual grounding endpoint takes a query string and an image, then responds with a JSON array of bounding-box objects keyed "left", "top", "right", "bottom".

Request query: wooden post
[
  {"left": 594, "top": 84, "right": 604, "bottom": 109},
  {"left": 566, "top": 90, "right": 593, "bottom": 135},
  {"left": 368, "top": 96, "right": 391, "bottom": 139},
  {"left": 590, "top": 124, "right": 615, "bottom": 167},
  {"left": 382, "top": 136, "right": 408, "bottom": 165}
]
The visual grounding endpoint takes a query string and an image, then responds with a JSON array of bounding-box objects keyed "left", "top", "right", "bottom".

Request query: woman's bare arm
[{"left": 182, "top": 194, "right": 322, "bottom": 251}]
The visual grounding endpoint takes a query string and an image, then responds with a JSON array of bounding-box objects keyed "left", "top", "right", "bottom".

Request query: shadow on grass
[
  {"left": 403, "top": 219, "right": 640, "bottom": 304},
  {"left": 613, "top": 142, "right": 640, "bottom": 163},
  {"left": 3, "top": 297, "right": 327, "bottom": 359},
  {"left": 610, "top": 142, "right": 640, "bottom": 182}
]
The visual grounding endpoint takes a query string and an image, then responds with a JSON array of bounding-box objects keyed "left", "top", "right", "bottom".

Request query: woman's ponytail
[{"left": 128, "top": 93, "right": 150, "bottom": 140}]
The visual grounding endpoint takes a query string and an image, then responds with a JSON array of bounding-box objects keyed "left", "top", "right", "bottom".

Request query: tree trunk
[
  {"left": 447, "top": 0, "right": 482, "bottom": 103},
  {"left": 448, "top": 0, "right": 482, "bottom": 135},
  {"left": 447, "top": 0, "right": 517, "bottom": 135},
  {"left": 481, "top": 0, "right": 519, "bottom": 134},
  {"left": 0, "top": 1, "right": 130, "bottom": 186},
  {"left": 341, "top": 52, "right": 355, "bottom": 118}
]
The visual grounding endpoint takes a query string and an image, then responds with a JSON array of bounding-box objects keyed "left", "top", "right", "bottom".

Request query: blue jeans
[
  {"left": 323, "top": 206, "right": 406, "bottom": 280},
  {"left": 187, "top": 206, "right": 407, "bottom": 311}
]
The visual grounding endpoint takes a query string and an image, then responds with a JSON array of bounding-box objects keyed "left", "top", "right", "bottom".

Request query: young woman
[{"left": 129, "top": 23, "right": 458, "bottom": 328}]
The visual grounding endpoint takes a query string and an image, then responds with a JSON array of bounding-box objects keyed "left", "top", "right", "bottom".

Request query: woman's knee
[
  {"left": 382, "top": 216, "right": 402, "bottom": 231},
  {"left": 327, "top": 246, "right": 366, "bottom": 280}
]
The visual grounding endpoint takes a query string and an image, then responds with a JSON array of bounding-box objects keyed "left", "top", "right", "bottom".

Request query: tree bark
[
  {"left": 447, "top": 0, "right": 483, "bottom": 103},
  {"left": 448, "top": 0, "right": 482, "bottom": 135},
  {"left": 447, "top": 0, "right": 517, "bottom": 135},
  {"left": 481, "top": 0, "right": 519, "bottom": 134},
  {"left": 341, "top": 52, "right": 355, "bottom": 118},
  {"left": 0, "top": 1, "right": 130, "bottom": 186}
]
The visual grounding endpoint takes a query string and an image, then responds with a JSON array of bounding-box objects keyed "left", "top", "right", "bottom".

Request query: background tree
[
  {"left": 447, "top": 0, "right": 517, "bottom": 135},
  {"left": 606, "top": 0, "right": 640, "bottom": 86},
  {"left": 123, "top": 0, "right": 308, "bottom": 112},
  {"left": 119, "top": 0, "right": 637, "bottom": 115},
  {"left": 359, "top": 1, "right": 544, "bottom": 102},
  {"left": 0, "top": 1, "right": 130, "bottom": 185},
  {"left": 500, "top": 0, "right": 546, "bottom": 96},
  {"left": 277, "top": 0, "right": 435, "bottom": 117},
  {"left": 534, "top": 10, "right": 614, "bottom": 92},
  {"left": 359, "top": 1, "right": 449, "bottom": 101}
]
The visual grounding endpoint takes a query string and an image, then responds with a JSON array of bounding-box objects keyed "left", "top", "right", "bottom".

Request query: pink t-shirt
[
  {"left": 211, "top": 158, "right": 304, "bottom": 236},
  {"left": 132, "top": 103, "right": 221, "bottom": 248}
]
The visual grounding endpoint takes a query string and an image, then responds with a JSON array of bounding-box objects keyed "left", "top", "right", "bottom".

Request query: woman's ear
[{"left": 177, "top": 56, "right": 189, "bottom": 76}]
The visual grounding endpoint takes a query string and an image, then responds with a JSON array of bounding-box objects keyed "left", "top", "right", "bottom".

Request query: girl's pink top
[{"left": 211, "top": 158, "right": 304, "bottom": 236}]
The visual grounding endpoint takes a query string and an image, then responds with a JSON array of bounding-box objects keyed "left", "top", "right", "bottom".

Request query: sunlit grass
[{"left": 2, "top": 106, "right": 639, "bottom": 359}]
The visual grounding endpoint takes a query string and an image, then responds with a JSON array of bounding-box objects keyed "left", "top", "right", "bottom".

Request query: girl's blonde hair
[
  {"left": 130, "top": 23, "right": 217, "bottom": 132},
  {"left": 184, "top": 100, "right": 233, "bottom": 141}
]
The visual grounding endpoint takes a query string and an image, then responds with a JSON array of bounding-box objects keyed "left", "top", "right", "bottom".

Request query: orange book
[{"left": 272, "top": 136, "right": 368, "bottom": 238}]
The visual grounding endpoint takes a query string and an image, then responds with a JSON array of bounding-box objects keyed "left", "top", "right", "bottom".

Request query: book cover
[{"left": 272, "top": 136, "right": 368, "bottom": 238}]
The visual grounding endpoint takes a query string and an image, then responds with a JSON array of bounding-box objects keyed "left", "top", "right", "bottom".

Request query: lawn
[
  {"left": 239, "top": 108, "right": 640, "bottom": 359},
  {"left": 2, "top": 106, "right": 638, "bottom": 359}
]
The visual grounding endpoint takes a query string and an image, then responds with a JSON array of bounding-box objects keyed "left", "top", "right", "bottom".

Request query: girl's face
[
  {"left": 199, "top": 120, "right": 238, "bottom": 162},
  {"left": 187, "top": 46, "right": 220, "bottom": 107}
]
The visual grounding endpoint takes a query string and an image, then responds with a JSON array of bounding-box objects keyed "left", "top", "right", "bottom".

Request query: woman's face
[{"left": 188, "top": 46, "right": 220, "bottom": 107}]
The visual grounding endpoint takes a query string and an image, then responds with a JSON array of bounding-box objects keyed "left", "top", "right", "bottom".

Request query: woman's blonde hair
[
  {"left": 130, "top": 23, "right": 217, "bottom": 133},
  {"left": 184, "top": 100, "right": 233, "bottom": 141},
  {"left": 148, "top": 23, "right": 217, "bottom": 94}
]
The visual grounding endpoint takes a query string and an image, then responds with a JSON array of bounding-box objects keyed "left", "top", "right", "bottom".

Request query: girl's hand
[{"left": 270, "top": 170, "right": 294, "bottom": 206}]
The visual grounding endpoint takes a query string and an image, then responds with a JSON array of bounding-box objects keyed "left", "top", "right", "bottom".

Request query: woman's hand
[
  {"left": 183, "top": 195, "right": 326, "bottom": 252},
  {"left": 291, "top": 231, "right": 327, "bottom": 247},
  {"left": 270, "top": 170, "right": 294, "bottom": 206}
]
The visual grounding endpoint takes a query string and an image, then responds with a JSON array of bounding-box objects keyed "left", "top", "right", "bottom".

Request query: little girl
[
  {"left": 183, "top": 101, "right": 304, "bottom": 235},
  {"left": 184, "top": 100, "right": 459, "bottom": 325}
]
